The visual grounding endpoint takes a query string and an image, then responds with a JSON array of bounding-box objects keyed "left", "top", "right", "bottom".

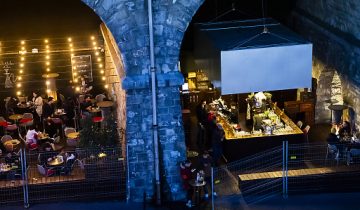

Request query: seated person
[
  {"left": 25, "top": 126, "right": 38, "bottom": 149},
  {"left": 327, "top": 127, "right": 340, "bottom": 145},
  {"left": 61, "top": 152, "right": 77, "bottom": 175},
  {"left": 38, "top": 143, "right": 58, "bottom": 166},
  {"left": 339, "top": 121, "right": 351, "bottom": 138},
  {"left": 5, "top": 152, "right": 20, "bottom": 166},
  {"left": 80, "top": 95, "right": 92, "bottom": 117}
]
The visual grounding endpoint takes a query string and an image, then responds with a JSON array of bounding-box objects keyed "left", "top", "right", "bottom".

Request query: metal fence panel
[
  {"left": 212, "top": 145, "right": 284, "bottom": 209},
  {"left": 0, "top": 147, "right": 127, "bottom": 207}
]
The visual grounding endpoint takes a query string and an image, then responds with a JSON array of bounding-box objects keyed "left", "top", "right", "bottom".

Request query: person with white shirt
[
  {"left": 26, "top": 126, "right": 38, "bottom": 149},
  {"left": 32, "top": 91, "right": 43, "bottom": 129}
]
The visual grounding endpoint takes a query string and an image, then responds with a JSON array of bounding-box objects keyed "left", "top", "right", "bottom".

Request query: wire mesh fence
[
  {"left": 0, "top": 149, "right": 25, "bottom": 206},
  {"left": 0, "top": 147, "right": 126, "bottom": 207},
  {"left": 211, "top": 141, "right": 360, "bottom": 209},
  {"left": 287, "top": 142, "right": 360, "bottom": 194},
  {"left": 212, "top": 145, "right": 284, "bottom": 208}
]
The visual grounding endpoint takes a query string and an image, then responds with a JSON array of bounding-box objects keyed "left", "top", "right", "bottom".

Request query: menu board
[{"left": 71, "top": 55, "right": 93, "bottom": 83}]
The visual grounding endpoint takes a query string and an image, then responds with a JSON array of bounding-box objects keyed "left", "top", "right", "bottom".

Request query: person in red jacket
[{"left": 180, "top": 160, "right": 195, "bottom": 208}]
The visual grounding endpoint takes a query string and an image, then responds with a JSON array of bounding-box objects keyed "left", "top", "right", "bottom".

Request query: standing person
[
  {"left": 212, "top": 123, "right": 225, "bottom": 166},
  {"left": 80, "top": 95, "right": 92, "bottom": 117},
  {"left": 180, "top": 160, "right": 195, "bottom": 208},
  {"left": 32, "top": 91, "right": 43, "bottom": 129},
  {"left": 43, "top": 97, "right": 57, "bottom": 137},
  {"left": 196, "top": 100, "right": 207, "bottom": 151},
  {"left": 200, "top": 150, "right": 217, "bottom": 198}
]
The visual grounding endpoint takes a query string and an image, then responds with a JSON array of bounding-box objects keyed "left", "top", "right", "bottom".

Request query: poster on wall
[
  {"left": 71, "top": 55, "right": 93, "bottom": 83},
  {"left": 2, "top": 60, "right": 16, "bottom": 88}
]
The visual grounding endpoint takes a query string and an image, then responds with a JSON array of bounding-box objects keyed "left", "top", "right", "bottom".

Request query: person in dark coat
[
  {"left": 212, "top": 123, "right": 225, "bottom": 166},
  {"left": 327, "top": 127, "right": 343, "bottom": 158},
  {"left": 199, "top": 151, "right": 217, "bottom": 198},
  {"left": 180, "top": 160, "right": 195, "bottom": 208},
  {"left": 196, "top": 100, "right": 208, "bottom": 151},
  {"left": 339, "top": 121, "right": 351, "bottom": 138}
]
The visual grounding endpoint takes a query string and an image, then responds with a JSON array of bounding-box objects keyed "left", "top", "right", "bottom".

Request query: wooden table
[
  {"left": 47, "top": 156, "right": 64, "bottom": 166},
  {"left": 66, "top": 132, "right": 79, "bottom": 139},
  {"left": 97, "top": 101, "right": 114, "bottom": 108},
  {"left": 89, "top": 108, "right": 101, "bottom": 113}
]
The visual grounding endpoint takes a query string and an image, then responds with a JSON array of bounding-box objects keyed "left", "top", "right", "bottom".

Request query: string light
[
  {"left": 68, "top": 37, "right": 72, "bottom": 42},
  {"left": 16, "top": 91, "right": 21, "bottom": 96},
  {"left": 75, "top": 87, "right": 80, "bottom": 92}
]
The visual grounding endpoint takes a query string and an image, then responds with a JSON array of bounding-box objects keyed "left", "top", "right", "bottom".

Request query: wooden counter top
[{"left": 218, "top": 104, "right": 303, "bottom": 140}]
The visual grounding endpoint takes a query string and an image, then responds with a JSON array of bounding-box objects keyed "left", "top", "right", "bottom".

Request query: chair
[
  {"left": 37, "top": 164, "right": 55, "bottom": 177},
  {"left": 2, "top": 135, "right": 13, "bottom": 152},
  {"left": 5, "top": 124, "right": 18, "bottom": 135},
  {"left": 19, "top": 113, "right": 34, "bottom": 132},
  {"left": 326, "top": 144, "right": 339, "bottom": 165},
  {"left": 64, "top": 127, "right": 76, "bottom": 136},
  {"left": 303, "top": 125, "right": 311, "bottom": 142},
  {"left": 1, "top": 135, "right": 13, "bottom": 144},
  {"left": 65, "top": 127, "right": 79, "bottom": 147},
  {"left": 60, "top": 158, "right": 76, "bottom": 175}
]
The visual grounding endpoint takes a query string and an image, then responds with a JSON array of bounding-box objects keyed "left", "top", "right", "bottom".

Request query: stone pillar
[{"left": 83, "top": 0, "right": 205, "bottom": 201}]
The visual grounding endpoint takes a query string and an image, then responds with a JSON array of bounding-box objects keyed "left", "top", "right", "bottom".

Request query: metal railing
[
  {"left": 0, "top": 147, "right": 126, "bottom": 207},
  {"left": 211, "top": 141, "right": 360, "bottom": 209}
]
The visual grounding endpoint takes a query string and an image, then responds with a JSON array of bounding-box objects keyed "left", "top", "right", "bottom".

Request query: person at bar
[{"left": 196, "top": 100, "right": 208, "bottom": 151}]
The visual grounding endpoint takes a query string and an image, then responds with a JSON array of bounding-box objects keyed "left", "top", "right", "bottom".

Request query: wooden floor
[
  {"left": 239, "top": 165, "right": 360, "bottom": 181},
  {"left": 0, "top": 167, "right": 85, "bottom": 189}
]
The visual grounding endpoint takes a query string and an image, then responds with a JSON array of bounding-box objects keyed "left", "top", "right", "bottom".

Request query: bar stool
[{"left": 92, "top": 116, "right": 104, "bottom": 129}]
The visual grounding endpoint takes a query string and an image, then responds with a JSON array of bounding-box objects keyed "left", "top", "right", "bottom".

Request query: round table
[
  {"left": 47, "top": 156, "right": 64, "bottom": 166},
  {"left": 9, "top": 114, "right": 23, "bottom": 121},
  {"left": 328, "top": 104, "right": 348, "bottom": 124},
  {"left": 4, "top": 139, "right": 21, "bottom": 152},
  {"left": 66, "top": 132, "right": 79, "bottom": 139},
  {"left": 324, "top": 99, "right": 339, "bottom": 104},
  {"left": 189, "top": 180, "right": 206, "bottom": 208},
  {"left": 89, "top": 108, "right": 101, "bottom": 113},
  {"left": 97, "top": 101, "right": 114, "bottom": 108},
  {"left": 328, "top": 104, "right": 348, "bottom": 111}
]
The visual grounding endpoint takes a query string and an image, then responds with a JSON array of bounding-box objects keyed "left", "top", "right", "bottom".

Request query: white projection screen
[{"left": 220, "top": 44, "right": 313, "bottom": 95}]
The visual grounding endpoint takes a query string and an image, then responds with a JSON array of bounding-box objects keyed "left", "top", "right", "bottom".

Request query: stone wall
[
  {"left": 82, "top": 0, "right": 205, "bottom": 201},
  {"left": 292, "top": 1, "right": 360, "bottom": 130}
]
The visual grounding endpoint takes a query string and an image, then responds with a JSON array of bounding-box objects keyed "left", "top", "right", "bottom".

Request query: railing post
[
  {"left": 282, "top": 141, "right": 288, "bottom": 199},
  {"left": 126, "top": 143, "right": 130, "bottom": 202},
  {"left": 211, "top": 167, "right": 214, "bottom": 210},
  {"left": 21, "top": 149, "right": 29, "bottom": 208}
]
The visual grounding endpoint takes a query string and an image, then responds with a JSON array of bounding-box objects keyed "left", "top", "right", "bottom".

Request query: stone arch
[{"left": 82, "top": 0, "right": 206, "bottom": 201}]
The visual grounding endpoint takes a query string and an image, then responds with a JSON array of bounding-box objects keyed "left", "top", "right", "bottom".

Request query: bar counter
[{"left": 218, "top": 104, "right": 304, "bottom": 162}]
